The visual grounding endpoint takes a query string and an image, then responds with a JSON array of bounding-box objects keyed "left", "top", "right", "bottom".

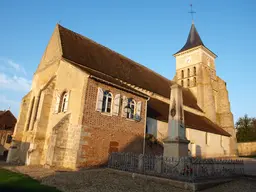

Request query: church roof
[
  {"left": 73, "top": 63, "right": 149, "bottom": 98},
  {"left": 174, "top": 23, "right": 216, "bottom": 56},
  {"left": 0, "top": 110, "right": 16, "bottom": 130},
  {"left": 147, "top": 98, "right": 231, "bottom": 137},
  {"left": 56, "top": 24, "right": 229, "bottom": 136},
  {"left": 58, "top": 24, "right": 202, "bottom": 112}
]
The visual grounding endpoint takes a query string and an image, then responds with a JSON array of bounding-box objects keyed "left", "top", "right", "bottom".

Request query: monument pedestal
[{"left": 163, "top": 137, "right": 190, "bottom": 157}]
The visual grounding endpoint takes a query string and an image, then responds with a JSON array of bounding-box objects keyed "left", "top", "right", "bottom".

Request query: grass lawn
[{"left": 0, "top": 168, "right": 60, "bottom": 192}]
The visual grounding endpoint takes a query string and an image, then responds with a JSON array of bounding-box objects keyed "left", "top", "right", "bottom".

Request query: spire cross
[{"left": 188, "top": 4, "right": 196, "bottom": 22}]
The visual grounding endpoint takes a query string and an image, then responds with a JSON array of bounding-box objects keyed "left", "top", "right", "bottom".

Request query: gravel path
[
  {"left": 1, "top": 161, "right": 256, "bottom": 192},
  {"left": 42, "top": 168, "right": 189, "bottom": 192},
  {"left": 201, "top": 178, "right": 256, "bottom": 192},
  {"left": 41, "top": 169, "right": 256, "bottom": 192}
]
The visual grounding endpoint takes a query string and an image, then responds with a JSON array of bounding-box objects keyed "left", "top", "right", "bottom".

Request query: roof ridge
[
  {"left": 0, "top": 110, "right": 7, "bottom": 116},
  {"left": 58, "top": 24, "right": 172, "bottom": 85}
]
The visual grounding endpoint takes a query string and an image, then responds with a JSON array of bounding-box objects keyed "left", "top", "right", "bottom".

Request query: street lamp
[{"left": 124, "top": 105, "right": 131, "bottom": 114}]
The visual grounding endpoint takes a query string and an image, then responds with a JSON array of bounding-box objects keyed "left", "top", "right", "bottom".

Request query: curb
[{"left": 107, "top": 168, "right": 236, "bottom": 191}]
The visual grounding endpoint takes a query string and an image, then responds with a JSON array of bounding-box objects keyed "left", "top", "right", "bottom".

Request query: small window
[
  {"left": 102, "top": 91, "right": 112, "bottom": 113},
  {"left": 193, "top": 67, "right": 196, "bottom": 75},
  {"left": 187, "top": 79, "right": 190, "bottom": 87},
  {"left": 127, "top": 99, "right": 136, "bottom": 119},
  {"left": 187, "top": 68, "right": 190, "bottom": 77},
  {"left": 59, "top": 91, "right": 69, "bottom": 112},
  {"left": 6, "top": 135, "right": 12, "bottom": 144},
  {"left": 193, "top": 77, "right": 196, "bottom": 86},
  {"left": 181, "top": 70, "right": 184, "bottom": 78},
  {"left": 181, "top": 80, "right": 184, "bottom": 87},
  {"left": 205, "top": 132, "right": 209, "bottom": 145}
]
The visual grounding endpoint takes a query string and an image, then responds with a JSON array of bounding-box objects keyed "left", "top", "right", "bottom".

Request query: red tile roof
[
  {"left": 58, "top": 24, "right": 202, "bottom": 112},
  {"left": 56, "top": 24, "right": 226, "bottom": 135},
  {"left": 0, "top": 110, "right": 17, "bottom": 131},
  {"left": 147, "top": 98, "right": 230, "bottom": 137}
]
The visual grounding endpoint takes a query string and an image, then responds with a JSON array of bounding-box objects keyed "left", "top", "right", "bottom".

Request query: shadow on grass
[{"left": 0, "top": 169, "right": 60, "bottom": 192}]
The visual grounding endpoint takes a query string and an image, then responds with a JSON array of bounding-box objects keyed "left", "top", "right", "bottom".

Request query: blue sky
[{"left": 0, "top": 0, "right": 255, "bottom": 122}]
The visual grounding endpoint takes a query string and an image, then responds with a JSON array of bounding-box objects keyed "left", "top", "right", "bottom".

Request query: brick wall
[{"left": 78, "top": 78, "right": 147, "bottom": 167}]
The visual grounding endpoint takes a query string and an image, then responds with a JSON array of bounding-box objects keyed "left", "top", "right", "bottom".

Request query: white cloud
[
  {"left": 0, "top": 95, "right": 20, "bottom": 106},
  {"left": 0, "top": 58, "right": 30, "bottom": 117},
  {"left": 6, "top": 59, "right": 27, "bottom": 76},
  {"left": 0, "top": 57, "right": 27, "bottom": 76},
  {"left": 0, "top": 95, "right": 20, "bottom": 117},
  {"left": 0, "top": 57, "right": 31, "bottom": 92},
  {"left": 0, "top": 72, "right": 31, "bottom": 92}
]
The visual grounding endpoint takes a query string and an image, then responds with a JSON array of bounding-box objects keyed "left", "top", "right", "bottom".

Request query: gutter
[
  {"left": 143, "top": 97, "right": 150, "bottom": 155},
  {"left": 90, "top": 75, "right": 148, "bottom": 99}
]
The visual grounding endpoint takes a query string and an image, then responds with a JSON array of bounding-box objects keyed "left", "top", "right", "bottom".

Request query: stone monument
[{"left": 163, "top": 84, "right": 190, "bottom": 157}]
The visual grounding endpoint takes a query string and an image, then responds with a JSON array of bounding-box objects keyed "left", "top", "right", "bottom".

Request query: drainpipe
[{"left": 143, "top": 97, "right": 150, "bottom": 155}]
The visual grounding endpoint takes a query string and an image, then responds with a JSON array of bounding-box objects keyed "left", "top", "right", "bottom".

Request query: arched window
[
  {"left": 59, "top": 91, "right": 69, "bottom": 112},
  {"left": 127, "top": 99, "right": 136, "bottom": 119},
  {"left": 102, "top": 91, "right": 112, "bottom": 113},
  {"left": 187, "top": 68, "right": 190, "bottom": 77},
  {"left": 181, "top": 80, "right": 184, "bottom": 87},
  {"left": 187, "top": 79, "right": 190, "bottom": 87},
  {"left": 181, "top": 70, "right": 184, "bottom": 78},
  {"left": 26, "top": 97, "right": 35, "bottom": 131},
  {"left": 193, "top": 67, "right": 196, "bottom": 75},
  {"left": 194, "top": 77, "right": 196, "bottom": 86}
]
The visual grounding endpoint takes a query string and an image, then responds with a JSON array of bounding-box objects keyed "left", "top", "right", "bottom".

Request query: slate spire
[{"left": 175, "top": 23, "right": 204, "bottom": 55}]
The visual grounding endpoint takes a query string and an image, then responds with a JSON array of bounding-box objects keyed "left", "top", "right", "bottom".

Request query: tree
[{"left": 236, "top": 114, "right": 256, "bottom": 142}]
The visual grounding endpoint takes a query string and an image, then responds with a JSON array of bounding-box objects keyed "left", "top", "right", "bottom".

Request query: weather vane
[{"left": 188, "top": 3, "right": 196, "bottom": 23}]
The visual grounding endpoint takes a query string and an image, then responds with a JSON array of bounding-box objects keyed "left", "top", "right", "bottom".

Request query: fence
[{"left": 108, "top": 152, "right": 244, "bottom": 182}]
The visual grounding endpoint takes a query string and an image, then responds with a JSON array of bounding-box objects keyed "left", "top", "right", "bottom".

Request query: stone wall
[
  {"left": 13, "top": 92, "right": 31, "bottom": 141},
  {"left": 78, "top": 78, "right": 147, "bottom": 167},
  {"left": 9, "top": 59, "right": 87, "bottom": 168},
  {"left": 36, "top": 24, "right": 62, "bottom": 73},
  {"left": 50, "top": 114, "right": 70, "bottom": 167},
  {"left": 146, "top": 117, "right": 230, "bottom": 157},
  {"left": 237, "top": 142, "right": 256, "bottom": 157},
  {"left": 216, "top": 76, "right": 237, "bottom": 156},
  {"left": 174, "top": 45, "right": 237, "bottom": 157},
  {"left": 40, "top": 60, "right": 88, "bottom": 169},
  {"left": 187, "top": 128, "right": 230, "bottom": 157}
]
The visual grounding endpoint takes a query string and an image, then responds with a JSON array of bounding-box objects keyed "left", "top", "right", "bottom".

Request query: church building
[{"left": 7, "top": 23, "right": 237, "bottom": 169}]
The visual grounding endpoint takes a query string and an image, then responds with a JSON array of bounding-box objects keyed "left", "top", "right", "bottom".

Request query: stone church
[{"left": 7, "top": 23, "right": 237, "bottom": 169}]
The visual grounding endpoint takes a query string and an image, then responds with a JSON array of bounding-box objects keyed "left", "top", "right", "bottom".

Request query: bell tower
[
  {"left": 173, "top": 22, "right": 218, "bottom": 123},
  {"left": 173, "top": 20, "right": 238, "bottom": 156}
]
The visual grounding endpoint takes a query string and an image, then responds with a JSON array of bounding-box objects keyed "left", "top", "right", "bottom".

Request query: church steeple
[
  {"left": 174, "top": 23, "right": 217, "bottom": 57},
  {"left": 175, "top": 23, "right": 204, "bottom": 55}
]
